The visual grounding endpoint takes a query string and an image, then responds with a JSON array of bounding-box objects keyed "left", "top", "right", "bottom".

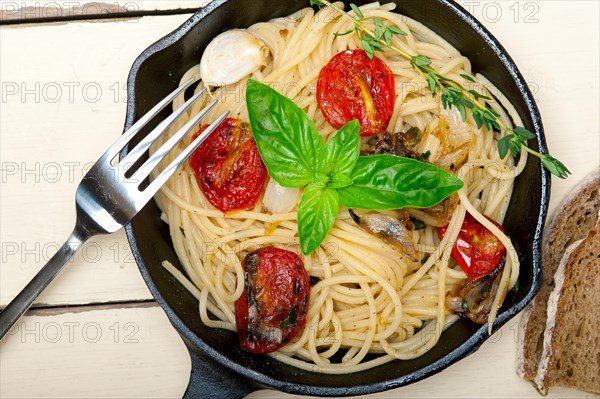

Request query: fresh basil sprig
[{"left": 246, "top": 79, "right": 463, "bottom": 255}]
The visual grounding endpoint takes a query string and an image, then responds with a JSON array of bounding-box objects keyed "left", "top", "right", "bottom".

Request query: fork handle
[{"left": 0, "top": 226, "right": 92, "bottom": 339}]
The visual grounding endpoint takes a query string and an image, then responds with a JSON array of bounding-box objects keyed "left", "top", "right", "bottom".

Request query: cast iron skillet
[{"left": 123, "top": 0, "right": 550, "bottom": 397}]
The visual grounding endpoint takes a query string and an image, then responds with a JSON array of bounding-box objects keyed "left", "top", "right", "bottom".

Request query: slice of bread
[
  {"left": 535, "top": 222, "right": 600, "bottom": 394},
  {"left": 518, "top": 169, "right": 600, "bottom": 381}
]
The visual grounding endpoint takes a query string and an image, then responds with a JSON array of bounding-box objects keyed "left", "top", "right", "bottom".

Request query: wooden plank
[
  {"left": 0, "top": 304, "right": 190, "bottom": 399},
  {"left": 0, "top": 304, "right": 594, "bottom": 398},
  {"left": 0, "top": 14, "right": 201, "bottom": 307},
  {"left": 1, "top": 1, "right": 208, "bottom": 24}
]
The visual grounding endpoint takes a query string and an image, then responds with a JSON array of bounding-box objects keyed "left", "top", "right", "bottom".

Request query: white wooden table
[{"left": 1, "top": 1, "right": 598, "bottom": 398}]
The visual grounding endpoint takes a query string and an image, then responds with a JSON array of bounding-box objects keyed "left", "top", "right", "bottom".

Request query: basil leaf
[
  {"left": 329, "top": 173, "right": 353, "bottom": 189},
  {"left": 312, "top": 172, "right": 329, "bottom": 188},
  {"left": 337, "top": 155, "right": 464, "bottom": 210},
  {"left": 297, "top": 184, "right": 339, "bottom": 255},
  {"left": 318, "top": 120, "right": 360, "bottom": 176},
  {"left": 246, "top": 79, "right": 325, "bottom": 187}
]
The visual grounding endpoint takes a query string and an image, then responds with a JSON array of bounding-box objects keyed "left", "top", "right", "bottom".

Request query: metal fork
[{"left": 0, "top": 79, "right": 228, "bottom": 339}]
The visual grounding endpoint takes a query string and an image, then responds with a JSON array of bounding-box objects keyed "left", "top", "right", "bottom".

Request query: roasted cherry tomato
[
  {"left": 437, "top": 213, "right": 506, "bottom": 282},
  {"left": 316, "top": 49, "right": 395, "bottom": 136},
  {"left": 189, "top": 118, "right": 267, "bottom": 213},
  {"left": 235, "top": 247, "right": 310, "bottom": 354}
]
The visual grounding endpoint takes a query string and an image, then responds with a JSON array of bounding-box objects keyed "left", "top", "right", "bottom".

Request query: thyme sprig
[
  {"left": 332, "top": 4, "right": 407, "bottom": 58},
  {"left": 309, "top": 0, "right": 570, "bottom": 179}
]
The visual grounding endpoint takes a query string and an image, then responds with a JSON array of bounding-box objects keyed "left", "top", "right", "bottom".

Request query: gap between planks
[
  {"left": 1, "top": 300, "right": 160, "bottom": 331},
  {"left": 0, "top": 1, "right": 209, "bottom": 26},
  {"left": 0, "top": 301, "right": 160, "bottom": 341},
  {"left": 23, "top": 299, "right": 158, "bottom": 316}
]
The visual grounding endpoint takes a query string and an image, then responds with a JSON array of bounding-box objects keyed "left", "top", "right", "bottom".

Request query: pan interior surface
[{"left": 125, "top": 0, "right": 547, "bottom": 394}]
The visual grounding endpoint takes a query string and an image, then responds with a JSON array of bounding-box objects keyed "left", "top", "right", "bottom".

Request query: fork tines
[{"left": 116, "top": 79, "right": 229, "bottom": 202}]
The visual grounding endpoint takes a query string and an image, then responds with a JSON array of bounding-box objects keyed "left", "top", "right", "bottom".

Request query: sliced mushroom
[
  {"left": 408, "top": 193, "right": 459, "bottom": 228},
  {"left": 445, "top": 256, "right": 506, "bottom": 324},
  {"left": 363, "top": 127, "right": 422, "bottom": 158},
  {"left": 349, "top": 209, "right": 418, "bottom": 260}
]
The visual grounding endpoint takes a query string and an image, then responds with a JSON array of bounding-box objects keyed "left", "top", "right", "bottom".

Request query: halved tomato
[
  {"left": 189, "top": 118, "right": 267, "bottom": 213},
  {"left": 235, "top": 247, "right": 310, "bottom": 354},
  {"left": 437, "top": 213, "right": 506, "bottom": 281},
  {"left": 316, "top": 49, "right": 395, "bottom": 136}
]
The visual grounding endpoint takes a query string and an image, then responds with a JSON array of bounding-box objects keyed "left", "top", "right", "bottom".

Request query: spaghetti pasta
[{"left": 150, "top": 2, "right": 522, "bottom": 373}]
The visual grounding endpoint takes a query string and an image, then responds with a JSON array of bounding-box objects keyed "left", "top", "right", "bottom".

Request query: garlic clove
[
  {"left": 439, "top": 106, "right": 473, "bottom": 151},
  {"left": 263, "top": 178, "right": 301, "bottom": 214},
  {"left": 200, "top": 29, "right": 269, "bottom": 88}
]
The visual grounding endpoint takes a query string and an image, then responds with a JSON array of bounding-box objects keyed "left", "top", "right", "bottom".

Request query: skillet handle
[{"left": 183, "top": 346, "right": 258, "bottom": 399}]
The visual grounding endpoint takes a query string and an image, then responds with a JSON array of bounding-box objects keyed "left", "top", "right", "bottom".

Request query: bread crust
[
  {"left": 534, "top": 239, "right": 583, "bottom": 393},
  {"left": 518, "top": 168, "right": 600, "bottom": 381},
  {"left": 535, "top": 225, "right": 600, "bottom": 394}
]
